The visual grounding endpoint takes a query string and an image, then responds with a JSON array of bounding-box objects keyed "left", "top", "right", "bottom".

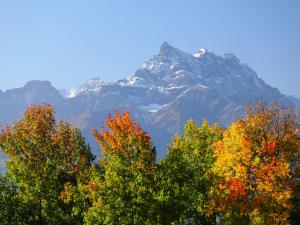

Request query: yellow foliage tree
[{"left": 209, "top": 103, "right": 300, "bottom": 224}]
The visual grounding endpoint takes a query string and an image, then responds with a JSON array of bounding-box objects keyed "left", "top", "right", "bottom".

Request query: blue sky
[{"left": 0, "top": 0, "right": 299, "bottom": 96}]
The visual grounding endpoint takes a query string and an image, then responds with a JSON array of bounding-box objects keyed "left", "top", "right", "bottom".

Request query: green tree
[
  {"left": 0, "top": 104, "right": 94, "bottom": 225},
  {"left": 0, "top": 173, "right": 31, "bottom": 225},
  {"left": 83, "top": 111, "right": 158, "bottom": 225},
  {"left": 156, "top": 119, "right": 222, "bottom": 224}
]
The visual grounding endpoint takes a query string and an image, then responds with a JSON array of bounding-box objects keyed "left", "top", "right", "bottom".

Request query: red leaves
[
  {"left": 229, "top": 179, "right": 247, "bottom": 199},
  {"left": 261, "top": 141, "right": 277, "bottom": 155},
  {"left": 210, "top": 104, "right": 300, "bottom": 222}
]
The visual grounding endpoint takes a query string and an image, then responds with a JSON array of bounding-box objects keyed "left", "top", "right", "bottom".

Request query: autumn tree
[
  {"left": 0, "top": 104, "right": 94, "bottom": 225},
  {"left": 209, "top": 103, "right": 300, "bottom": 224},
  {"left": 156, "top": 119, "right": 222, "bottom": 224},
  {"left": 82, "top": 111, "right": 158, "bottom": 224}
]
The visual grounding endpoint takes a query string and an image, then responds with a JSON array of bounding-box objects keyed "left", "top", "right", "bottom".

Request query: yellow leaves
[
  {"left": 60, "top": 182, "right": 73, "bottom": 203},
  {"left": 193, "top": 147, "right": 201, "bottom": 157},
  {"left": 212, "top": 122, "right": 250, "bottom": 182},
  {"left": 253, "top": 156, "right": 260, "bottom": 166},
  {"left": 209, "top": 103, "right": 300, "bottom": 223}
]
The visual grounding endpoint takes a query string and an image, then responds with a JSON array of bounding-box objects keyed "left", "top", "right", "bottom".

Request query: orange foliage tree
[
  {"left": 92, "top": 111, "right": 156, "bottom": 175},
  {"left": 0, "top": 104, "right": 94, "bottom": 224},
  {"left": 83, "top": 111, "right": 158, "bottom": 224},
  {"left": 209, "top": 103, "right": 300, "bottom": 224}
]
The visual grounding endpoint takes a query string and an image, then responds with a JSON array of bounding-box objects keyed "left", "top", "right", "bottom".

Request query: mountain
[
  {"left": 0, "top": 42, "right": 297, "bottom": 160},
  {"left": 118, "top": 42, "right": 288, "bottom": 104}
]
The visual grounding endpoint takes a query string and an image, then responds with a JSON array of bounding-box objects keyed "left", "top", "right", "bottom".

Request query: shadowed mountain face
[{"left": 0, "top": 42, "right": 298, "bottom": 159}]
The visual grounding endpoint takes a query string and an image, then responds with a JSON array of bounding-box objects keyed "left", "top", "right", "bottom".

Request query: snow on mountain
[
  {"left": 70, "top": 42, "right": 271, "bottom": 104},
  {"left": 118, "top": 75, "right": 148, "bottom": 88},
  {"left": 139, "top": 103, "right": 165, "bottom": 113},
  {"left": 64, "top": 77, "right": 106, "bottom": 98},
  {"left": 61, "top": 42, "right": 290, "bottom": 121},
  {"left": 193, "top": 48, "right": 207, "bottom": 58},
  {"left": 118, "top": 42, "right": 287, "bottom": 104}
]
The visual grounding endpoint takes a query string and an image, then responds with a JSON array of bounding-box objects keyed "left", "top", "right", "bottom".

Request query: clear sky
[{"left": 0, "top": 0, "right": 299, "bottom": 96}]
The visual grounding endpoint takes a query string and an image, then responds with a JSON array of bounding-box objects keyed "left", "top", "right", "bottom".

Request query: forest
[{"left": 0, "top": 103, "right": 299, "bottom": 225}]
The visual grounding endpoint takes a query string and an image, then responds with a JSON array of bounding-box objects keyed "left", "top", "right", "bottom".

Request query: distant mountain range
[{"left": 0, "top": 42, "right": 299, "bottom": 159}]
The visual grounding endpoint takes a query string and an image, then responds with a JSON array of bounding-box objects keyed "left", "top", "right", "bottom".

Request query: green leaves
[
  {"left": 0, "top": 104, "right": 94, "bottom": 225},
  {"left": 0, "top": 174, "right": 29, "bottom": 225},
  {"left": 85, "top": 111, "right": 158, "bottom": 225},
  {"left": 156, "top": 119, "right": 222, "bottom": 224},
  {"left": 0, "top": 103, "right": 299, "bottom": 225}
]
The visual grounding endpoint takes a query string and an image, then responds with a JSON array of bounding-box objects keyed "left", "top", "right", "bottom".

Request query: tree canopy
[
  {"left": 0, "top": 104, "right": 94, "bottom": 225},
  {"left": 0, "top": 103, "right": 299, "bottom": 225}
]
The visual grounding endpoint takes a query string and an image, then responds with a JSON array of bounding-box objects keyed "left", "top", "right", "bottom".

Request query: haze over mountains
[{"left": 0, "top": 42, "right": 298, "bottom": 158}]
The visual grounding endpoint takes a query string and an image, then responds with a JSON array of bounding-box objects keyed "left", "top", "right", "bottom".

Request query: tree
[
  {"left": 83, "top": 111, "right": 158, "bottom": 224},
  {"left": 209, "top": 103, "right": 300, "bottom": 224},
  {"left": 0, "top": 104, "right": 94, "bottom": 225},
  {"left": 157, "top": 119, "right": 222, "bottom": 224}
]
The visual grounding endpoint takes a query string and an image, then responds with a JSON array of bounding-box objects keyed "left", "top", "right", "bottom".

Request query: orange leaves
[
  {"left": 0, "top": 104, "right": 94, "bottom": 224},
  {"left": 1, "top": 102, "right": 299, "bottom": 223},
  {"left": 0, "top": 104, "right": 56, "bottom": 168},
  {"left": 92, "top": 111, "right": 155, "bottom": 176},
  {"left": 209, "top": 103, "right": 300, "bottom": 223},
  {"left": 92, "top": 111, "right": 151, "bottom": 155},
  {"left": 218, "top": 177, "right": 247, "bottom": 203},
  {"left": 258, "top": 140, "right": 277, "bottom": 156},
  {"left": 86, "top": 112, "right": 157, "bottom": 224},
  {"left": 0, "top": 103, "right": 93, "bottom": 181},
  {"left": 264, "top": 141, "right": 276, "bottom": 154},
  {"left": 87, "top": 181, "right": 96, "bottom": 192}
]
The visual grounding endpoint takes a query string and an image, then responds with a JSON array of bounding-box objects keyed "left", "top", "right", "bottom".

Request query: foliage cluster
[{"left": 0, "top": 103, "right": 299, "bottom": 225}]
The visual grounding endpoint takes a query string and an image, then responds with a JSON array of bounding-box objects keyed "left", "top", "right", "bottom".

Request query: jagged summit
[
  {"left": 59, "top": 43, "right": 287, "bottom": 108},
  {"left": 117, "top": 43, "right": 275, "bottom": 103}
]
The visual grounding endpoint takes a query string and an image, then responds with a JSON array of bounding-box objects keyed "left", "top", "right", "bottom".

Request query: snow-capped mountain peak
[
  {"left": 81, "top": 77, "right": 106, "bottom": 89},
  {"left": 116, "top": 42, "right": 287, "bottom": 104}
]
